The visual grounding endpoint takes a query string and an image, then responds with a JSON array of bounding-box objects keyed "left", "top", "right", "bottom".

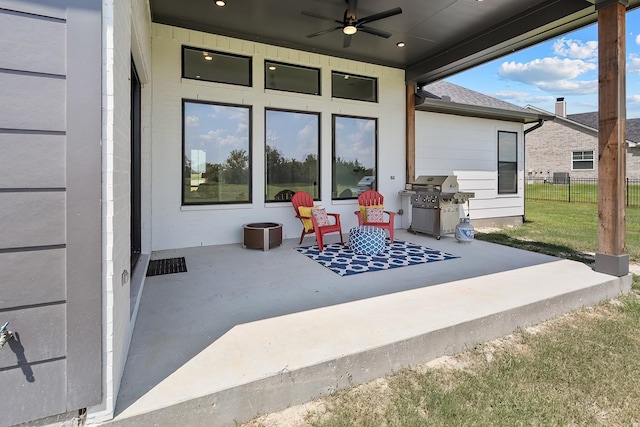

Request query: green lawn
[{"left": 476, "top": 200, "right": 640, "bottom": 263}]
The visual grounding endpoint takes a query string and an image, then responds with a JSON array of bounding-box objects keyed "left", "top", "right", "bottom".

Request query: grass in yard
[
  {"left": 242, "top": 278, "right": 640, "bottom": 427},
  {"left": 475, "top": 200, "right": 640, "bottom": 263}
]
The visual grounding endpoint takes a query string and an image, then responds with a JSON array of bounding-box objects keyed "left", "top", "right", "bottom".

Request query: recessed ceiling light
[
  {"left": 396, "top": 42, "right": 405, "bottom": 47},
  {"left": 344, "top": 75, "right": 349, "bottom": 80},
  {"left": 204, "top": 55, "right": 213, "bottom": 61},
  {"left": 196, "top": 75, "right": 201, "bottom": 79},
  {"left": 215, "top": 0, "right": 226, "bottom": 6},
  {"left": 268, "top": 65, "right": 276, "bottom": 70}
]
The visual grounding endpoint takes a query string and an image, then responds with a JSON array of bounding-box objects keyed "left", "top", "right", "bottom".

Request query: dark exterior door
[
  {"left": 131, "top": 59, "right": 142, "bottom": 270},
  {"left": 0, "top": 1, "right": 102, "bottom": 425}
]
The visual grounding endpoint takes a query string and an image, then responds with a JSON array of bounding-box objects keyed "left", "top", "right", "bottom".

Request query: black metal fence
[{"left": 525, "top": 177, "right": 640, "bottom": 207}]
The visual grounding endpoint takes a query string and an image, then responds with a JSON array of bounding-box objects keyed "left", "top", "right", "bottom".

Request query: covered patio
[{"left": 108, "top": 231, "right": 630, "bottom": 426}]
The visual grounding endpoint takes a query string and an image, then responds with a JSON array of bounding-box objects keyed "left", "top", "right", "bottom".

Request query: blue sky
[{"left": 446, "top": 9, "right": 640, "bottom": 118}]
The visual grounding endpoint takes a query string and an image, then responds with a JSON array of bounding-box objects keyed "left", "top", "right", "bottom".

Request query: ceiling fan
[{"left": 301, "top": 0, "right": 402, "bottom": 48}]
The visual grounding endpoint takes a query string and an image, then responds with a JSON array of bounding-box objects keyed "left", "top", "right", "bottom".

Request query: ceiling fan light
[{"left": 343, "top": 25, "right": 357, "bottom": 35}]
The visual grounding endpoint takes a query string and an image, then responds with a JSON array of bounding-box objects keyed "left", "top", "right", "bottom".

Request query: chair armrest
[{"left": 327, "top": 212, "right": 341, "bottom": 227}]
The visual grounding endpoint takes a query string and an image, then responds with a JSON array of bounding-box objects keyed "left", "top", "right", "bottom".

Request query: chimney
[{"left": 555, "top": 97, "right": 566, "bottom": 117}]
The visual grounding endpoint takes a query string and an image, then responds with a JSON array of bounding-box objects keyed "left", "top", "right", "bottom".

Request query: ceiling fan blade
[
  {"left": 359, "top": 25, "right": 392, "bottom": 39},
  {"left": 306, "top": 26, "right": 342, "bottom": 38},
  {"left": 357, "top": 7, "right": 402, "bottom": 25},
  {"left": 343, "top": 34, "right": 352, "bottom": 48},
  {"left": 301, "top": 10, "right": 343, "bottom": 25}
]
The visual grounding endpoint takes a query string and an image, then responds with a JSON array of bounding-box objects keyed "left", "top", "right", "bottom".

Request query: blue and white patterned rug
[{"left": 295, "top": 239, "right": 459, "bottom": 276}]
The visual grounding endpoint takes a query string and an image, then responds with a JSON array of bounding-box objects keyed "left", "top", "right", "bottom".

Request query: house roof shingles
[
  {"left": 418, "top": 81, "right": 551, "bottom": 124},
  {"left": 567, "top": 112, "right": 640, "bottom": 144},
  {"left": 421, "top": 81, "right": 532, "bottom": 114}
]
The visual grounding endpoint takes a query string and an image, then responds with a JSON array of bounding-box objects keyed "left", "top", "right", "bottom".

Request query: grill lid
[{"left": 412, "top": 175, "right": 459, "bottom": 193}]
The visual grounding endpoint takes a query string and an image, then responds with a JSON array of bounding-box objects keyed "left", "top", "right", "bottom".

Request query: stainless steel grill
[{"left": 408, "top": 175, "right": 474, "bottom": 239}]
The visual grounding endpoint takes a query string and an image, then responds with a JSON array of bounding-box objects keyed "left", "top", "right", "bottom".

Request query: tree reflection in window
[
  {"left": 265, "top": 109, "right": 320, "bottom": 201},
  {"left": 183, "top": 100, "right": 252, "bottom": 204},
  {"left": 332, "top": 115, "right": 377, "bottom": 199}
]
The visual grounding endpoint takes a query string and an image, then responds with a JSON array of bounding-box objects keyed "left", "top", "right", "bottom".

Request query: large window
[
  {"left": 331, "top": 71, "right": 378, "bottom": 102},
  {"left": 265, "top": 61, "right": 320, "bottom": 95},
  {"left": 498, "top": 131, "right": 518, "bottom": 194},
  {"left": 572, "top": 150, "right": 594, "bottom": 170},
  {"left": 183, "top": 100, "right": 252, "bottom": 205},
  {"left": 332, "top": 115, "right": 377, "bottom": 199},
  {"left": 265, "top": 109, "right": 320, "bottom": 201},
  {"left": 182, "top": 46, "right": 252, "bottom": 86}
]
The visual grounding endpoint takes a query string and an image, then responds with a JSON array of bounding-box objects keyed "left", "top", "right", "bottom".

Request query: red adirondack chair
[
  {"left": 355, "top": 190, "right": 396, "bottom": 241},
  {"left": 291, "top": 191, "right": 343, "bottom": 249}
]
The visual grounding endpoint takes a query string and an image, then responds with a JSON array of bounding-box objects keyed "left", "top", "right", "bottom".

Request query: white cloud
[
  {"left": 636, "top": 34, "right": 640, "bottom": 45},
  {"left": 493, "top": 90, "right": 555, "bottom": 105},
  {"left": 236, "top": 122, "right": 248, "bottom": 134},
  {"left": 185, "top": 115, "right": 199, "bottom": 127},
  {"left": 200, "top": 129, "right": 222, "bottom": 140},
  {"left": 537, "top": 79, "right": 598, "bottom": 94},
  {"left": 498, "top": 57, "right": 597, "bottom": 95},
  {"left": 629, "top": 54, "right": 640, "bottom": 74},
  {"left": 553, "top": 38, "right": 598, "bottom": 59},
  {"left": 499, "top": 57, "right": 595, "bottom": 83},
  {"left": 629, "top": 94, "right": 640, "bottom": 104}
]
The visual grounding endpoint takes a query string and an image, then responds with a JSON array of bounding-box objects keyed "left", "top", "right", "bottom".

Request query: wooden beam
[
  {"left": 406, "top": 84, "right": 416, "bottom": 184},
  {"left": 595, "top": 0, "right": 629, "bottom": 276}
]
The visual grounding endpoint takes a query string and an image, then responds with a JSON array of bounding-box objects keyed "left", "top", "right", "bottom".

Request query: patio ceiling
[{"left": 150, "top": 0, "right": 640, "bottom": 85}]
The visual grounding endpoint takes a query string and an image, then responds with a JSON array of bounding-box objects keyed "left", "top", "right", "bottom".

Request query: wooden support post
[
  {"left": 595, "top": 0, "right": 629, "bottom": 276},
  {"left": 406, "top": 84, "right": 416, "bottom": 184}
]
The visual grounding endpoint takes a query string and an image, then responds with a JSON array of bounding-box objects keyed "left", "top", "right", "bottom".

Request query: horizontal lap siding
[
  {"left": 0, "top": 133, "right": 66, "bottom": 188},
  {"left": 0, "top": 248, "right": 66, "bottom": 308},
  {"left": 415, "top": 111, "right": 525, "bottom": 220},
  {"left": 1, "top": 359, "right": 67, "bottom": 426},
  {"left": 0, "top": 7, "right": 69, "bottom": 426},
  {"left": 0, "top": 1, "right": 102, "bottom": 424},
  {"left": 0, "top": 193, "right": 66, "bottom": 247}
]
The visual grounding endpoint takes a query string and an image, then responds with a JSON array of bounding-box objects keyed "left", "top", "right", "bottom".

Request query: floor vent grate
[{"left": 146, "top": 257, "right": 187, "bottom": 277}]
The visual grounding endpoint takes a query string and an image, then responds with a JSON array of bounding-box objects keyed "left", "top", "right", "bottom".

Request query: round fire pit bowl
[{"left": 243, "top": 222, "right": 283, "bottom": 251}]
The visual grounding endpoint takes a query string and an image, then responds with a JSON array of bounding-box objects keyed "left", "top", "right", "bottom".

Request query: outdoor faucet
[{"left": 0, "top": 322, "right": 14, "bottom": 349}]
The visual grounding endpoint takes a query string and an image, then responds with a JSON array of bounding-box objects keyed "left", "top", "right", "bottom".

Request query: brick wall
[{"left": 525, "top": 117, "right": 640, "bottom": 180}]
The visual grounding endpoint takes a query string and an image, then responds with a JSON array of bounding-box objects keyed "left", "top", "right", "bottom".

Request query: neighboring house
[
  {"left": 525, "top": 99, "right": 640, "bottom": 180},
  {"left": 413, "top": 81, "right": 554, "bottom": 228},
  {"left": 0, "top": 1, "right": 634, "bottom": 426}
]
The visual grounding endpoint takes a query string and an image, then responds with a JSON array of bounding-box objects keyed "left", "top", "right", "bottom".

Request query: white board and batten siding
[{"left": 415, "top": 111, "right": 525, "bottom": 220}]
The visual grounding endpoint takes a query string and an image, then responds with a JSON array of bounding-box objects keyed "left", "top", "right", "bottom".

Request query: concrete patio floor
[{"left": 105, "top": 230, "right": 631, "bottom": 427}]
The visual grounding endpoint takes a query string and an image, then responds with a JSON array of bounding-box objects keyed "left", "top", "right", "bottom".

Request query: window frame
[
  {"left": 264, "top": 107, "right": 321, "bottom": 202},
  {"left": 264, "top": 60, "right": 321, "bottom": 96},
  {"left": 181, "top": 45, "right": 253, "bottom": 87},
  {"left": 182, "top": 99, "right": 253, "bottom": 206},
  {"left": 571, "top": 150, "right": 595, "bottom": 170},
  {"left": 331, "top": 71, "right": 378, "bottom": 103},
  {"left": 497, "top": 130, "right": 518, "bottom": 195},
  {"left": 332, "top": 114, "right": 378, "bottom": 200}
]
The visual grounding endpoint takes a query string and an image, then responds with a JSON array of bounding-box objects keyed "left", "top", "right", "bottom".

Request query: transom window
[
  {"left": 331, "top": 71, "right": 378, "bottom": 102},
  {"left": 332, "top": 115, "right": 377, "bottom": 199},
  {"left": 265, "top": 61, "right": 320, "bottom": 95},
  {"left": 572, "top": 150, "right": 594, "bottom": 170},
  {"left": 498, "top": 131, "right": 518, "bottom": 194},
  {"left": 265, "top": 109, "right": 320, "bottom": 201},
  {"left": 182, "top": 46, "right": 252, "bottom": 86},
  {"left": 182, "top": 100, "right": 252, "bottom": 205}
]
